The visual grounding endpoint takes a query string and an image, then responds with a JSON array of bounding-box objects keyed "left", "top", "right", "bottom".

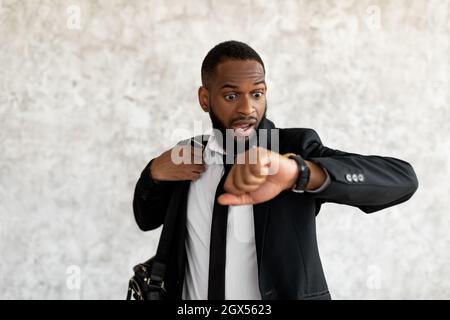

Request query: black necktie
[{"left": 207, "top": 158, "right": 233, "bottom": 300}]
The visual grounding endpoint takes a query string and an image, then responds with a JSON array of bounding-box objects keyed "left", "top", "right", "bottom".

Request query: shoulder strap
[{"left": 149, "top": 134, "right": 210, "bottom": 284}]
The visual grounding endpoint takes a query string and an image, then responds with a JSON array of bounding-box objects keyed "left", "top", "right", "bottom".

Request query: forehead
[{"left": 212, "top": 59, "right": 265, "bottom": 88}]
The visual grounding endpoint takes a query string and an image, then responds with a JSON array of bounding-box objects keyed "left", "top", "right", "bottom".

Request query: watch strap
[{"left": 283, "top": 153, "right": 310, "bottom": 193}]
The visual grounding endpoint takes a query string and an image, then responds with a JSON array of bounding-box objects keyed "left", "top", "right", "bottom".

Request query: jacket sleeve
[
  {"left": 297, "top": 129, "right": 419, "bottom": 214},
  {"left": 132, "top": 158, "right": 176, "bottom": 231}
]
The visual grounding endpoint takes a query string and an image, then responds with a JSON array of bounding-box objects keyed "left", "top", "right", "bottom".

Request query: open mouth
[{"left": 231, "top": 122, "right": 256, "bottom": 138}]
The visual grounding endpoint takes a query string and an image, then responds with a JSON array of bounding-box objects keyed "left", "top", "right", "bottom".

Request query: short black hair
[{"left": 201, "top": 40, "right": 265, "bottom": 88}]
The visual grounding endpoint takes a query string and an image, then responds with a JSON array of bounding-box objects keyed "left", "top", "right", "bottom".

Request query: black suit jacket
[{"left": 132, "top": 120, "right": 418, "bottom": 300}]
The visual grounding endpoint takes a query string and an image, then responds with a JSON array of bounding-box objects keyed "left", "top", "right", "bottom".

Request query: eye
[
  {"left": 225, "top": 93, "right": 238, "bottom": 101},
  {"left": 253, "top": 92, "right": 264, "bottom": 98}
]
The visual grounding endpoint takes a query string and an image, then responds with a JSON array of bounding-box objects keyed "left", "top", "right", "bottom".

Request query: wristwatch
[{"left": 282, "top": 153, "right": 310, "bottom": 193}]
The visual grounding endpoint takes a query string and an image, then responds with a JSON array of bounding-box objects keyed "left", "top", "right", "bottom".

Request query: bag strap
[{"left": 149, "top": 134, "right": 210, "bottom": 284}]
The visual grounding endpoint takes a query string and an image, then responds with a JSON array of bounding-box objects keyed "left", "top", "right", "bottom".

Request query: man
[{"left": 133, "top": 41, "right": 418, "bottom": 300}]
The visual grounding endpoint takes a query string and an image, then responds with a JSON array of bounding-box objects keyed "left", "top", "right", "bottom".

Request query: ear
[{"left": 198, "top": 86, "right": 209, "bottom": 113}]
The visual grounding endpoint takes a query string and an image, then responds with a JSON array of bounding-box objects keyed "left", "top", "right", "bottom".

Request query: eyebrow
[{"left": 220, "top": 80, "right": 266, "bottom": 89}]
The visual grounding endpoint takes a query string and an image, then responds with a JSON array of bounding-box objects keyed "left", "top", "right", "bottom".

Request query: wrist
[
  {"left": 284, "top": 158, "right": 300, "bottom": 191},
  {"left": 149, "top": 159, "right": 161, "bottom": 183},
  {"left": 282, "top": 153, "right": 311, "bottom": 192},
  {"left": 304, "top": 160, "right": 327, "bottom": 190}
]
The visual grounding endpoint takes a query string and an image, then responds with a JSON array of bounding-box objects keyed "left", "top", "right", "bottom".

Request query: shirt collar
[{"left": 205, "top": 129, "right": 227, "bottom": 155}]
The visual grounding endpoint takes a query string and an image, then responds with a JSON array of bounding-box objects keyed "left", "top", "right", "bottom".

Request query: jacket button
[
  {"left": 358, "top": 173, "right": 365, "bottom": 182},
  {"left": 352, "top": 174, "right": 359, "bottom": 182},
  {"left": 345, "top": 173, "right": 353, "bottom": 182}
]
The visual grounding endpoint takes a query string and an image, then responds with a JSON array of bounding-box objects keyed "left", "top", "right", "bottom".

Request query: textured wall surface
[{"left": 0, "top": 0, "right": 449, "bottom": 299}]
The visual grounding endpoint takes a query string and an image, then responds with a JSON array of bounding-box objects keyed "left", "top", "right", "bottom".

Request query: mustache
[
  {"left": 208, "top": 100, "right": 267, "bottom": 131},
  {"left": 230, "top": 116, "right": 258, "bottom": 126}
]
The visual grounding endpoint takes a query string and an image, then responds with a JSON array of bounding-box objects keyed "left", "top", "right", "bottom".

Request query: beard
[{"left": 208, "top": 100, "right": 268, "bottom": 156}]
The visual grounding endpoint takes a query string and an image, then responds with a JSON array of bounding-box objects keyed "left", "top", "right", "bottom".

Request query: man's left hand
[{"left": 218, "top": 147, "right": 300, "bottom": 205}]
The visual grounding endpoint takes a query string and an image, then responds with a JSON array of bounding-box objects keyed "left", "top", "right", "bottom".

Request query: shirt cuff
[{"left": 305, "top": 166, "right": 331, "bottom": 193}]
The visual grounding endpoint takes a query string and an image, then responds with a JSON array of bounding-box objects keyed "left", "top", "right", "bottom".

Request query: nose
[{"left": 236, "top": 95, "right": 254, "bottom": 116}]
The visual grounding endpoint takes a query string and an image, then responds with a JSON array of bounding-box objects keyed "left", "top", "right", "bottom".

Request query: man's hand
[
  {"left": 217, "top": 147, "right": 299, "bottom": 205},
  {"left": 150, "top": 145, "right": 205, "bottom": 182},
  {"left": 217, "top": 147, "right": 327, "bottom": 206}
]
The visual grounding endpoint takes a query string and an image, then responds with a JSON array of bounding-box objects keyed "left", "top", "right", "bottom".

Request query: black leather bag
[
  {"left": 126, "top": 135, "right": 209, "bottom": 300},
  {"left": 126, "top": 257, "right": 167, "bottom": 300}
]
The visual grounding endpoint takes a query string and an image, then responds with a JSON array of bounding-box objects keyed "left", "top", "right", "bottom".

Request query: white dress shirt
[
  {"left": 182, "top": 131, "right": 262, "bottom": 300},
  {"left": 181, "top": 130, "right": 330, "bottom": 300}
]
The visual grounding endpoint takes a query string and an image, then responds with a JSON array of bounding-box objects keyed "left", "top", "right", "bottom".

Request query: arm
[
  {"left": 297, "top": 128, "right": 419, "bottom": 214},
  {"left": 133, "top": 141, "right": 206, "bottom": 231},
  {"left": 283, "top": 158, "right": 330, "bottom": 192},
  {"left": 133, "top": 159, "right": 175, "bottom": 231}
]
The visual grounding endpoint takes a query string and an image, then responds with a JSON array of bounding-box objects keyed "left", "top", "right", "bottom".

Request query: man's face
[{"left": 199, "top": 59, "right": 267, "bottom": 144}]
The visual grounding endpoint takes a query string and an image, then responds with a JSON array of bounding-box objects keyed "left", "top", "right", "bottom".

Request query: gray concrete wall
[{"left": 0, "top": 0, "right": 448, "bottom": 299}]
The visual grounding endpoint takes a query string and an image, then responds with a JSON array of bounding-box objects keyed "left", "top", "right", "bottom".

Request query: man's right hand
[{"left": 149, "top": 145, "right": 206, "bottom": 182}]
